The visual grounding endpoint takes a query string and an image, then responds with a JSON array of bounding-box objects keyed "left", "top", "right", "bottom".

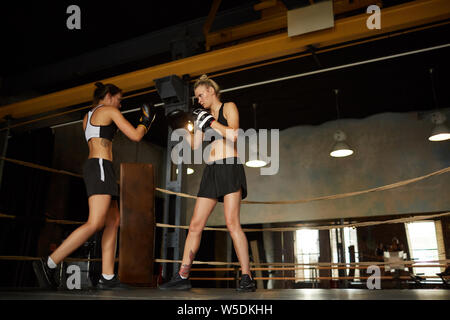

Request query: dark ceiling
[
  {"left": 0, "top": 1, "right": 449, "bottom": 148},
  {"left": 0, "top": 0, "right": 246, "bottom": 76}
]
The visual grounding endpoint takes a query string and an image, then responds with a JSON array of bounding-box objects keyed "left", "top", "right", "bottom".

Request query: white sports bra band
[{"left": 84, "top": 104, "right": 116, "bottom": 142}]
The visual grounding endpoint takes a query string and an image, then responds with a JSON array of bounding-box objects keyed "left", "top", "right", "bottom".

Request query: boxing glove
[
  {"left": 138, "top": 103, "right": 156, "bottom": 132},
  {"left": 192, "top": 108, "right": 215, "bottom": 132}
]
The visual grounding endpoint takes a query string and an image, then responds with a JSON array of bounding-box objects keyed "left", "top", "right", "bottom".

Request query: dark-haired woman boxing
[{"left": 33, "top": 82, "right": 155, "bottom": 289}]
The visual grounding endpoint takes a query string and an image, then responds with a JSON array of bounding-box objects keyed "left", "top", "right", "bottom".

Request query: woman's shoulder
[
  {"left": 95, "top": 105, "right": 120, "bottom": 116},
  {"left": 88, "top": 104, "right": 116, "bottom": 112},
  {"left": 88, "top": 105, "right": 119, "bottom": 123},
  {"left": 223, "top": 102, "right": 238, "bottom": 116},
  {"left": 223, "top": 102, "right": 237, "bottom": 112},
  {"left": 99, "top": 104, "right": 117, "bottom": 110}
]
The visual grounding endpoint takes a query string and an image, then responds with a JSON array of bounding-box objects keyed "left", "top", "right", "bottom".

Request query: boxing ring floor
[{"left": 0, "top": 288, "right": 449, "bottom": 300}]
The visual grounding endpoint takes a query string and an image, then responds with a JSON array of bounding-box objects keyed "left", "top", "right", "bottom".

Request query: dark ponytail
[{"left": 92, "top": 82, "right": 122, "bottom": 106}]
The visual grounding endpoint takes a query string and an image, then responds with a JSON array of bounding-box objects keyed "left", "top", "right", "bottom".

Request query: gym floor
[{"left": 0, "top": 288, "right": 449, "bottom": 300}]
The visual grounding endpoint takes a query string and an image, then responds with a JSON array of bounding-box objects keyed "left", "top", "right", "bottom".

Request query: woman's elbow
[
  {"left": 129, "top": 131, "right": 142, "bottom": 142},
  {"left": 228, "top": 129, "right": 239, "bottom": 143}
]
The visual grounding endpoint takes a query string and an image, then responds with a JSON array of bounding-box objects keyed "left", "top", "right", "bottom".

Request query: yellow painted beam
[
  {"left": 1, "top": 0, "right": 449, "bottom": 121},
  {"left": 206, "top": 0, "right": 286, "bottom": 48},
  {"left": 207, "top": 0, "right": 382, "bottom": 49},
  {"left": 254, "top": 0, "right": 277, "bottom": 11},
  {"left": 334, "top": 0, "right": 383, "bottom": 15},
  {"left": 206, "top": 14, "right": 287, "bottom": 48}
]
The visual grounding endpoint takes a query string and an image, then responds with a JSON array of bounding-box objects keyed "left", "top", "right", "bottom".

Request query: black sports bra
[
  {"left": 217, "top": 103, "right": 228, "bottom": 127},
  {"left": 207, "top": 103, "right": 228, "bottom": 142}
]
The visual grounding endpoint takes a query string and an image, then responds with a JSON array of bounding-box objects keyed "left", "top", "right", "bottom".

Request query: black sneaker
[
  {"left": 97, "top": 275, "right": 129, "bottom": 290},
  {"left": 237, "top": 274, "right": 256, "bottom": 292},
  {"left": 32, "top": 257, "right": 58, "bottom": 289},
  {"left": 158, "top": 273, "right": 191, "bottom": 290}
]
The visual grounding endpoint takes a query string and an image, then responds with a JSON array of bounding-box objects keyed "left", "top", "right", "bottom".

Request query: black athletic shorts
[
  {"left": 197, "top": 157, "right": 247, "bottom": 202},
  {"left": 83, "top": 158, "right": 119, "bottom": 198}
]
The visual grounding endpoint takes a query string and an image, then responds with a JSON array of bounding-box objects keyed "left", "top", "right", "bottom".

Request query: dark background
[{"left": 0, "top": 1, "right": 245, "bottom": 76}]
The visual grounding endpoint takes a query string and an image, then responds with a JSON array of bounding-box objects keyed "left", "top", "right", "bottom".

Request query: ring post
[{"left": 119, "top": 163, "right": 156, "bottom": 286}]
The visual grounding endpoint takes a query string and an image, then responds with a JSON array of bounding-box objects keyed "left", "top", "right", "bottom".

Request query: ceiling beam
[
  {"left": 203, "top": 0, "right": 222, "bottom": 51},
  {"left": 334, "top": 0, "right": 383, "bottom": 15},
  {"left": 254, "top": 0, "right": 278, "bottom": 11},
  {"left": 1, "top": 0, "right": 448, "bottom": 122}
]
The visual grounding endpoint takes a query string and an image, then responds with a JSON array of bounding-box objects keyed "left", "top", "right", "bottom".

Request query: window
[
  {"left": 294, "top": 229, "right": 320, "bottom": 281},
  {"left": 329, "top": 227, "right": 360, "bottom": 280},
  {"left": 405, "top": 221, "right": 442, "bottom": 278}
]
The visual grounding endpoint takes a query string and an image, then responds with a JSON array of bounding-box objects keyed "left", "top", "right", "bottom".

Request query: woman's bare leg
[
  {"left": 179, "top": 197, "right": 217, "bottom": 278},
  {"left": 101, "top": 199, "right": 120, "bottom": 275},
  {"left": 50, "top": 195, "right": 111, "bottom": 264},
  {"left": 223, "top": 190, "right": 251, "bottom": 276}
]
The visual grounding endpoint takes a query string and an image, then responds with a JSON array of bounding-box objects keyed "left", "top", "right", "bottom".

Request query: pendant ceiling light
[
  {"left": 330, "top": 89, "right": 354, "bottom": 158},
  {"left": 246, "top": 103, "right": 268, "bottom": 168},
  {"left": 427, "top": 68, "right": 450, "bottom": 142}
]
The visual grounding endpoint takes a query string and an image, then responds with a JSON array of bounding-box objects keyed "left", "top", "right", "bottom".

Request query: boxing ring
[{"left": 0, "top": 156, "right": 449, "bottom": 301}]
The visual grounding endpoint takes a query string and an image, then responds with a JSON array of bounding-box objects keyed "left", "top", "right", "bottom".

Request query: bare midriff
[
  {"left": 207, "top": 138, "right": 238, "bottom": 163},
  {"left": 88, "top": 138, "right": 113, "bottom": 161}
]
